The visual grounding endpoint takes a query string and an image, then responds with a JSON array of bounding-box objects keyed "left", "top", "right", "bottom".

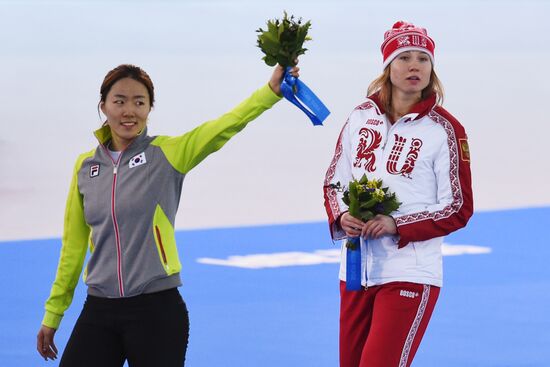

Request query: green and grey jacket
[{"left": 42, "top": 85, "right": 281, "bottom": 329}]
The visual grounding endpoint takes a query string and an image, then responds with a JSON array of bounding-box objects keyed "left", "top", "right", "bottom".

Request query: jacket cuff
[
  {"left": 42, "top": 311, "right": 62, "bottom": 330},
  {"left": 329, "top": 212, "right": 347, "bottom": 241},
  {"left": 331, "top": 222, "right": 346, "bottom": 241},
  {"left": 261, "top": 83, "right": 283, "bottom": 105},
  {"left": 396, "top": 226, "right": 409, "bottom": 248}
]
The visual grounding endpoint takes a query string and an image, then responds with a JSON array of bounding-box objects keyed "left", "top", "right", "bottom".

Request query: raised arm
[{"left": 152, "top": 66, "right": 299, "bottom": 174}]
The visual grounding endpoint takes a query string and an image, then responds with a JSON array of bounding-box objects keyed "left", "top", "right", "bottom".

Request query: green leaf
[
  {"left": 258, "top": 37, "right": 280, "bottom": 56},
  {"left": 263, "top": 55, "right": 277, "bottom": 67},
  {"left": 257, "top": 12, "right": 312, "bottom": 67},
  {"left": 359, "top": 198, "right": 378, "bottom": 209},
  {"left": 339, "top": 174, "right": 401, "bottom": 223},
  {"left": 359, "top": 211, "right": 374, "bottom": 222}
]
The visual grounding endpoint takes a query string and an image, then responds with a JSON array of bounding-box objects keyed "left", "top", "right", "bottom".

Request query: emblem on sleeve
[
  {"left": 90, "top": 164, "right": 100, "bottom": 178},
  {"left": 459, "top": 138, "right": 470, "bottom": 162},
  {"left": 129, "top": 152, "right": 147, "bottom": 168}
]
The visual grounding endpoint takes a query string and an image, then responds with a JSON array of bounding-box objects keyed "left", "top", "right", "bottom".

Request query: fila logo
[
  {"left": 90, "top": 164, "right": 100, "bottom": 178},
  {"left": 399, "top": 290, "right": 419, "bottom": 299},
  {"left": 129, "top": 152, "right": 147, "bottom": 168}
]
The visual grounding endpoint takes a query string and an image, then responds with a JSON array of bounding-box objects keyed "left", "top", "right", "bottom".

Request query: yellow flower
[
  {"left": 366, "top": 179, "right": 379, "bottom": 189},
  {"left": 373, "top": 188, "right": 385, "bottom": 202}
]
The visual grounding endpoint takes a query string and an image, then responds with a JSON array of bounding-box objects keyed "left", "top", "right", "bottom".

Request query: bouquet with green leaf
[
  {"left": 331, "top": 174, "right": 401, "bottom": 249},
  {"left": 256, "top": 11, "right": 312, "bottom": 67}
]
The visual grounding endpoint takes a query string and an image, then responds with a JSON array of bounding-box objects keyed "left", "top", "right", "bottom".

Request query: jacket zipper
[
  {"left": 111, "top": 163, "right": 125, "bottom": 296},
  {"left": 101, "top": 143, "right": 127, "bottom": 297},
  {"left": 154, "top": 225, "right": 168, "bottom": 265}
]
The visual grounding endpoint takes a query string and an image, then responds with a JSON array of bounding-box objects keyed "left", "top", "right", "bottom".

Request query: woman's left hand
[
  {"left": 269, "top": 64, "right": 300, "bottom": 96},
  {"left": 361, "top": 214, "right": 397, "bottom": 239},
  {"left": 37, "top": 325, "right": 58, "bottom": 361}
]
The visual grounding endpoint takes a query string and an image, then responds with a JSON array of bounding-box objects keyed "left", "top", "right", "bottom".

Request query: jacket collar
[
  {"left": 406, "top": 93, "right": 437, "bottom": 121},
  {"left": 94, "top": 125, "right": 149, "bottom": 148},
  {"left": 367, "top": 93, "right": 386, "bottom": 115},
  {"left": 367, "top": 92, "right": 437, "bottom": 122}
]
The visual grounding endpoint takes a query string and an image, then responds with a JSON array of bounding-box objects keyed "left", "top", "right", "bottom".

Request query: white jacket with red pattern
[{"left": 323, "top": 93, "right": 473, "bottom": 287}]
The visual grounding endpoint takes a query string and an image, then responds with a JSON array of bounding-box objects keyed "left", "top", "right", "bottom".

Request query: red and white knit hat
[{"left": 381, "top": 21, "right": 435, "bottom": 68}]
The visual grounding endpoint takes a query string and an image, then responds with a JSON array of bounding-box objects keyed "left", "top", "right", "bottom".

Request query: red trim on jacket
[
  {"left": 366, "top": 93, "right": 437, "bottom": 121},
  {"left": 323, "top": 122, "right": 347, "bottom": 238},
  {"left": 395, "top": 106, "right": 473, "bottom": 247}
]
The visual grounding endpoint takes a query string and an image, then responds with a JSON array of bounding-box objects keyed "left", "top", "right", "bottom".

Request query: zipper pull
[{"left": 113, "top": 165, "right": 118, "bottom": 174}]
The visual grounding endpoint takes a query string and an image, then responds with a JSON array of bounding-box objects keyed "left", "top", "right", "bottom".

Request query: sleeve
[
  {"left": 394, "top": 115, "right": 473, "bottom": 248},
  {"left": 151, "top": 84, "right": 281, "bottom": 174},
  {"left": 42, "top": 155, "right": 91, "bottom": 329},
  {"left": 323, "top": 117, "right": 354, "bottom": 240}
]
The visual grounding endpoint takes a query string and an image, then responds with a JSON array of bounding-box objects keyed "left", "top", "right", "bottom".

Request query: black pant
[{"left": 60, "top": 288, "right": 189, "bottom": 367}]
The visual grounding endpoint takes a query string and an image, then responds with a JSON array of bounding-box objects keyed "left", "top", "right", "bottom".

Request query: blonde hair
[{"left": 367, "top": 66, "right": 444, "bottom": 116}]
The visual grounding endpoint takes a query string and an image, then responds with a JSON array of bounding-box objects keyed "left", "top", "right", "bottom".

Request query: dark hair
[{"left": 100, "top": 64, "right": 155, "bottom": 107}]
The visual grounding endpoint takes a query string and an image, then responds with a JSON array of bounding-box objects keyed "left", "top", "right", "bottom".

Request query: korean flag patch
[
  {"left": 129, "top": 152, "right": 147, "bottom": 168},
  {"left": 90, "top": 164, "right": 100, "bottom": 178}
]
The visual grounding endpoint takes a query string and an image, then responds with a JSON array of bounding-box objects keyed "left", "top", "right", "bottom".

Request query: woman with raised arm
[{"left": 37, "top": 63, "right": 298, "bottom": 366}]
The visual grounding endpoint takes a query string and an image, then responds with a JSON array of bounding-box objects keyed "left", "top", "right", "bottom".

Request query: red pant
[{"left": 339, "top": 281, "right": 440, "bottom": 367}]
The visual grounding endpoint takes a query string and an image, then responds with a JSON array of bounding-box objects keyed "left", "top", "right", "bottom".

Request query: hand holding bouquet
[
  {"left": 332, "top": 174, "right": 401, "bottom": 249},
  {"left": 256, "top": 12, "right": 329, "bottom": 125}
]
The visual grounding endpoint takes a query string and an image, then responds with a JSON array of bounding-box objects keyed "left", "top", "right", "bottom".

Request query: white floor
[{"left": 1, "top": 0, "right": 549, "bottom": 241}]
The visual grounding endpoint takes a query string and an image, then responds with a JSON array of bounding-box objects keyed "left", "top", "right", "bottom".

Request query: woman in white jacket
[{"left": 323, "top": 21, "right": 473, "bottom": 367}]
